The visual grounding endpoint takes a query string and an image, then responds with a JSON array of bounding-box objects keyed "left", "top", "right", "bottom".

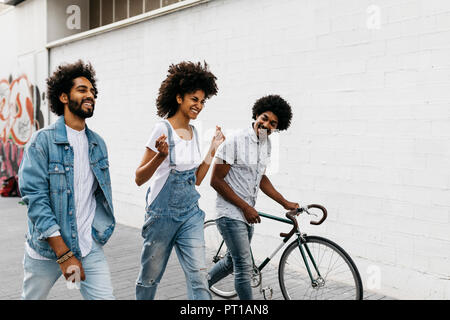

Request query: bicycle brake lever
[
  {"left": 297, "top": 206, "right": 308, "bottom": 214},
  {"left": 300, "top": 206, "right": 317, "bottom": 217}
]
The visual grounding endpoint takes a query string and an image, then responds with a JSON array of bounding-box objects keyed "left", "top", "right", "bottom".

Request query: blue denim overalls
[{"left": 136, "top": 121, "right": 211, "bottom": 300}]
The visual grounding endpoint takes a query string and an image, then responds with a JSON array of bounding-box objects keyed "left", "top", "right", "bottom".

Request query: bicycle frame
[
  {"left": 255, "top": 212, "right": 323, "bottom": 286},
  {"left": 253, "top": 212, "right": 292, "bottom": 271},
  {"left": 210, "top": 209, "right": 327, "bottom": 290}
]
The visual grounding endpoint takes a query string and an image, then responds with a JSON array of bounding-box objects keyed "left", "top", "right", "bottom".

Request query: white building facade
[{"left": 1, "top": 0, "right": 450, "bottom": 299}]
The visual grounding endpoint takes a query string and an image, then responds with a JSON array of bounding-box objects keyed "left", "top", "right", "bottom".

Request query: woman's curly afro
[
  {"left": 156, "top": 61, "right": 218, "bottom": 118},
  {"left": 252, "top": 95, "right": 293, "bottom": 131},
  {"left": 46, "top": 60, "right": 98, "bottom": 116}
]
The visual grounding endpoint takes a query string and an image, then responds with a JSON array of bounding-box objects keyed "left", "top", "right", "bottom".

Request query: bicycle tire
[
  {"left": 203, "top": 220, "right": 237, "bottom": 298},
  {"left": 278, "top": 236, "right": 363, "bottom": 300}
]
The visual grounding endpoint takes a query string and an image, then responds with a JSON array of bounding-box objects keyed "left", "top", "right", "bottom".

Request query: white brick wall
[{"left": 49, "top": 0, "right": 450, "bottom": 299}]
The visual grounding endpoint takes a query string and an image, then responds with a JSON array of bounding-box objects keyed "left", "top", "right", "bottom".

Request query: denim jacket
[{"left": 18, "top": 116, "right": 115, "bottom": 260}]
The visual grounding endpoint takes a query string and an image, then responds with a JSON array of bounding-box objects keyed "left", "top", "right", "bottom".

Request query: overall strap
[
  {"left": 190, "top": 124, "right": 201, "bottom": 156},
  {"left": 161, "top": 120, "right": 176, "bottom": 167},
  {"left": 145, "top": 186, "right": 151, "bottom": 211}
]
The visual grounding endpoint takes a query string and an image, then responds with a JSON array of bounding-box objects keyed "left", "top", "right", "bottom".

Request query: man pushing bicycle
[{"left": 207, "top": 95, "right": 299, "bottom": 300}]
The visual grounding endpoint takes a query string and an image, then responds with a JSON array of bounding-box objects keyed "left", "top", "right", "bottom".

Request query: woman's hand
[
  {"left": 135, "top": 135, "right": 169, "bottom": 186},
  {"left": 211, "top": 126, "right": 225, "bottom": 151},
  {"left": 195, "top": 126, "right": 226, "bottom": 186},
  {"left": 155, "top": 134, "right": 169, "bottom": 158}
]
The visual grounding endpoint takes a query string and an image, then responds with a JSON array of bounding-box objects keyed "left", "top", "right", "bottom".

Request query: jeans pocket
[{"left": 141, "top": 212, "right": 160, "bottom": 238}]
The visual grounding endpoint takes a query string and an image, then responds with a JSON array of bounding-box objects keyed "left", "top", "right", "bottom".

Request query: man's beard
[
  {"left": 68, "top": 98, "right": 94, "bottom": 119},
  {"left": 256, "top": 123, "right": 270, "bottom": 139}
]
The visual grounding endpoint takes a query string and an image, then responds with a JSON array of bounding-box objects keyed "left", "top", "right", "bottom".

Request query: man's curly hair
[
  {"left": 46, "top": 60, "right": 98, "bottom": 116},
  {"left": 252, "top": 95, "right": 293, "bottom": 131},
  {"left": 156, "top": 61, "right": 218, "bottom": 118}
]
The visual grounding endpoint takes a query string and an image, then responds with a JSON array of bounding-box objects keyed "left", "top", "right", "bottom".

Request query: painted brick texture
[{"left": 49, "top": 0, "right": 450, "bottom": 299}]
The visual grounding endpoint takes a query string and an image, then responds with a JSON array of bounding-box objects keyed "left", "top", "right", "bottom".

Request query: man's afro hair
[{"left": 252, "top": 95, "right": 293, "bottom": 131}]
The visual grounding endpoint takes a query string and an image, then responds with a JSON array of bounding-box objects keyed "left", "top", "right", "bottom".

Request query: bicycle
[{"left": 203, "top": 204, "right": 363, "bottom": 300}]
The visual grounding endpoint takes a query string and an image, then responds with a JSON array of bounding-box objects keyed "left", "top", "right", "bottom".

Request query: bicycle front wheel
[
  {"left": 279, "top": 236, "right": 363, "bottom": 300},
  {"left": 203, "top": 220, "right": 237, "bottom": 298}
]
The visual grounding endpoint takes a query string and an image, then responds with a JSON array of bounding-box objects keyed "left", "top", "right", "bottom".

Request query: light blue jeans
[
  {"left": 22, "top": 240, "right": 115, "bottom": 300},
  {"left": 135, "top": 205, "right": 211, "bottom": 300},
  {"left": 208, "top": 217, "right": 254, "bottom": 300}
]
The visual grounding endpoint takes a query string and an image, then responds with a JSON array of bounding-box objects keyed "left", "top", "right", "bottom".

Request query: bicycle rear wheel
[
  {"left": 279, "top": 236, "right": 363, "bottom": 300},
  {"left": 203, "top": 220, "right": 237, "bottom": 298}
]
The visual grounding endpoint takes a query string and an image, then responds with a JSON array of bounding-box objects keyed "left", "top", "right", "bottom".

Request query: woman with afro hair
[
  {"left": 207, "top": 94, "right": 299, "bottom": 300},
  {"left": 134, "top": 61, "right": 225, "bottom": 300}
]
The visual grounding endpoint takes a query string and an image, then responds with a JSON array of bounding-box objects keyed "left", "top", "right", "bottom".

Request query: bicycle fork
[
  {"left": 248, "top": 248, "right": 274, "bottom": 300},
  {"left": 254, "top": 234, "right": 325, "bottom": 299},
  {"left": 296, "top": 234, "right": 325, "bottom": 288}
]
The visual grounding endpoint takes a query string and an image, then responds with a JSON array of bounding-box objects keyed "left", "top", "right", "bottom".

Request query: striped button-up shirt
[{"left": 214, "top": 124, "right": 271, "bottom": 225}]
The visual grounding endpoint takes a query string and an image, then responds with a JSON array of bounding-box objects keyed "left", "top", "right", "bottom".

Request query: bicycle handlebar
[
  {"left": 304, "top": 204, "right": 328, "bottom": 225},
  {"left": 279, "top": 204, "right": 328, "bottom": 239},
  {"left": 280, "top": 210, "right": 297, "bottom": 238}
]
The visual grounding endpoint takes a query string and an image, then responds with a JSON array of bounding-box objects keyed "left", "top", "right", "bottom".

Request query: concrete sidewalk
[{"left": 0, "top": 197, "right": 393, "bottom": 300}]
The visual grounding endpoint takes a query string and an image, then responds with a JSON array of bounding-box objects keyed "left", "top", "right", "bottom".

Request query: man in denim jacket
[{"left": 18, "top": 60, "right": 115, "bottom": 299}]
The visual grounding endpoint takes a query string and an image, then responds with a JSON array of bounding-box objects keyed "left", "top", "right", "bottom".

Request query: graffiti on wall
[{"left": 0, "top": 74, "right": 44, "bottom": 178}]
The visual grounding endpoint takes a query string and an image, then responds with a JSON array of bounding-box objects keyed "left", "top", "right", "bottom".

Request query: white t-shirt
[
  {"left": 145, "top": 120, "right": 202, "bottom": 207},
  {"left": 26, "top": 125, "right": 97, "bottom": 260}
]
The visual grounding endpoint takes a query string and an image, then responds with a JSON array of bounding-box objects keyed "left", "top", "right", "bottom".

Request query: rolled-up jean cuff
[{"left": 37, "top": 224, "right": 61, "bottom": 241}]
